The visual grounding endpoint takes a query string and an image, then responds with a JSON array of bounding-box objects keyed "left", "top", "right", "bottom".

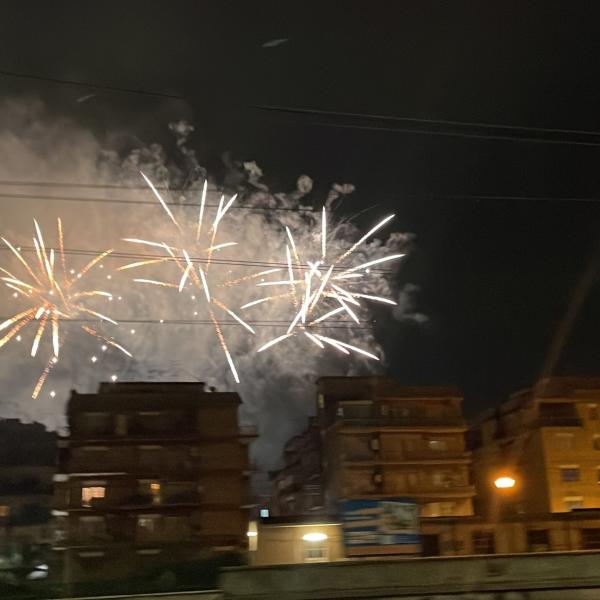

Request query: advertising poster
[{"left": 341, "top": 497, "right": 420, "bottom": 556}]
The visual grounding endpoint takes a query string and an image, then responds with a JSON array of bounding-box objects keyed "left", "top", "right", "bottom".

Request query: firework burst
[
  {"left": 120, "top": 172, "right": 256, "bottom": 383},
  {"left": 0, "top": 219, "right": 131, "bottom": 398},
  {"left": 245, "top": 207, "right": 404, "bottom": 359}
]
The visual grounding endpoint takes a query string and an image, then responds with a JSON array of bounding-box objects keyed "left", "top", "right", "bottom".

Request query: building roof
[
  {"left": 68, "top": 382, "right": 242, "bottom": 413},
  {"left": 317, "top": 376, "right": 462, "bottom": 400},
  {"left": 260, "top": 515, "right": 339, "bottom": 526},
  {"left": 471, "top": 376, "right": 600, "bottom": 428}
]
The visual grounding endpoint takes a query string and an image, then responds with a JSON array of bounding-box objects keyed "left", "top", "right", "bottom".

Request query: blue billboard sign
[{"left": 340, "top": 497, "right": 420, "bottom": 556}]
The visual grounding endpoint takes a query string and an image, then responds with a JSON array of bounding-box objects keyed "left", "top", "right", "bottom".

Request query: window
[
  {"left": 589, "top": 405, "right": 599, "bottom": 421},
  {"left": 137, "top": 515, "right": 160, "bottom": 537},
  {"left": 81, "top": 412, "right": 111, "bottom": 436},
  {"left": 581, "top": 528, "right": 600, "bottom": 550},
  {"left": 404, "top": 438, "right": 418, "bottom": 453},
  {"left": 428, "top": 439, "right": 447, "bottom": 452},
  {"left": 554, "top": 433, "right": 574, "bottom": 450},
  {"left": 78, "top": 516, "right": 106, "bottom": 539},
  {"left": 81, "top": 486, "right": 105, "bottom": 507},
  {"left": 423, "top": 502, "right": 456, "bottom": 517},
  {"left": 594, "top": 436, "right": 600, "bottom": 450},
  {"left": 392, "top": 406, "right": 411, "bottom": 419},
  {"left": 259, "top": 508, "right": 269, "bottom": 518},
  {"left": 564, "top": 496, "right": 584, "bottom": 511},
  {"left": 0, "top": 505, "right": 9, "bottom": 517},
  {"left": 303, "top": 540, "right": 328, "bottom": 562},
  {"left": 150, "top": 482, "right": 161, "bottom": 504},
  {"left": 407, "top": 472, "right": 419, "bottom": 488},
  {"left": 527, "top": 529, "right": 549, "bottom": 552},
  {"left": 139, "top": 480, "right": 161, "bottom": 505},
  {"left": 472, "top": 531, "right": 495, "bottom": 555},
  {"left": 560, "top": 467, "right": 580, "bottom": 482},
  {"left": 115, "top": 414, "right": 127, "bottom": 436}
]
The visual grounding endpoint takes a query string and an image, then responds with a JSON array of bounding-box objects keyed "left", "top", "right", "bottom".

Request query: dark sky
[{"left": 2, "top": 2, "right": 600, "bottom": 415}]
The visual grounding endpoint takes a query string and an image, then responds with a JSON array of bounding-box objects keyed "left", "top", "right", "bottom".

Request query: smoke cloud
[{"left": 0, "top": 98, "right": 415, "bottom": 469}]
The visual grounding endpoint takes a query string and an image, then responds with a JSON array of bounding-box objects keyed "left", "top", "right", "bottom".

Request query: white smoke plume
[{"left": 0, "top": 99, "right": 414, "bottom": 468}]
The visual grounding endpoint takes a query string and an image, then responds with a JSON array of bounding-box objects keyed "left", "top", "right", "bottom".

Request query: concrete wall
[{"left": 221, "top": 552, "right": 600, "bottom": 600}]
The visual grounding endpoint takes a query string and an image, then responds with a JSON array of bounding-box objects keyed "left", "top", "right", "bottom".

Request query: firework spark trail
[
  {"left": 120, "top": 172, "right": 253, "bottom": 382},
  {"left": 0, "top": 219, "right": 130, "bottom": 398},
  {"left": 249, "top": 208, "right": 404, "bottom": 360}
]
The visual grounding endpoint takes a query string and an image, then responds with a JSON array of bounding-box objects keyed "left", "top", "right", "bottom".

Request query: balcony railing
[
  {"left": 339, "top": 416, "right": 466, "bottom": 428},
  {"left": 344, "top": 450, "right": 470, "bottom": 462},
  {"left": 532, "top": 416, "right": 583, "bottom": 428},
  {"left": 344, "top": 483, "right": 475, "bottom": 497}
]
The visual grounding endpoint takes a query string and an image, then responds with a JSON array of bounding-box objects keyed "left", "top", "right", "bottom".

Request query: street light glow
[
  {"left": 494, "top": 476, "right": 516, "bottom": 489},
  {"left": 302, "top": 532, "right": 328, "bottom": 542}
]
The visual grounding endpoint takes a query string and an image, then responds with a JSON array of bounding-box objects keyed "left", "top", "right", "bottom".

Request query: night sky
[{"left": 2, "top": 2, "right": 600, "bottom": 416}]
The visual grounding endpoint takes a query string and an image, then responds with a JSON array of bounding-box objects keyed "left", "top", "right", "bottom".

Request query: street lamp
[
  {"left": 494, "top": 476, "right": 516, "bottom": 489},
  {"left": 302, "top": 532, "right": 328, "bottom": 542}
]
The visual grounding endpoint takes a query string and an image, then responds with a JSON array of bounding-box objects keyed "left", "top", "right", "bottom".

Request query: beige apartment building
[
  {"left": 317, "top": 376, "right": 475, "bottom": 518},
  {"left": 471, "top": 377, "right": 600, "bottom": 516}
]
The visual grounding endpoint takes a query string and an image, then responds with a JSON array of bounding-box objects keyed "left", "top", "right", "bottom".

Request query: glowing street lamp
[
  {"left": 494, "top": 476, "right": 516, "bottom": 489},
  {"left": 302, "top": 532, "right": 328, "bottom": 542}
]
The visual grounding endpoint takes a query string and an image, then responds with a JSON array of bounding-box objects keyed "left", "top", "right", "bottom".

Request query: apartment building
[
  {"left": 52, "top": 382, "right": 254, "bottom": 589},
  {"left": 471, "top": 377, "right": 600, "bottom": 515},
  {"left": 317, "top": 377, "right": 474, "bottom": 518},
  {"left": 271, "top": 419, "right": 325, "bottom": 516},
  {"left": 0, "top": 420, "right": 56, "bottom": 575}
]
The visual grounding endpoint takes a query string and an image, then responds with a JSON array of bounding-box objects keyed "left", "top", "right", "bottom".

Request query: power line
[
  {"left": 0, "top": 180, "right": 217, "bottom": 193},
  {"left": 3, "top": 187, "right": 600, "bottom": 209},
  {"left": 254, "top": 104, "right": 600, "bottom": 147},
  {"left": 314, "top": 121, "right": 600, "bottom": 148},
  {"left": 0, "top": 316, "right": 372, "bottom": 330},
  {"left": 0, "top": 68, "right": 185, "bottom": 100},
  {"left": 254, "top": 104, "right": 600, "bottom": 139},
  {"left": 0, "top": 191, "right": 318, "bottom": 213},
  {"left": 0, "top": 244, "right": 396, "bottom": 274}
]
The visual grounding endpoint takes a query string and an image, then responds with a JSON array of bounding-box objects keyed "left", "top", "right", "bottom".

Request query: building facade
[
  {"left": 317, "top": 377, "right": 475, "bottom": 518},
  {"left": 52, "top": 382, "right": 254, "bottom": 589},
  {"left": 471, "top": 377, "right": 600, "bottom": 516},
  {"left": 0, "top": 419, "right": 56, "bottom": 575},
  {"left": 270, "top": 419, "right": 325, "bottom": 516}
]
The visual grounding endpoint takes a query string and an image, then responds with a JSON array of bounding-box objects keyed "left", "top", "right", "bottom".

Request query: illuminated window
[
  {"left": 81, "top": 486, "right": 105, "bottom": 507},
  {"left": 560, "top": 467, "right": 580, "bottom": 482},
  {"left": 564, "top": 496, "right": 584, "bottom": 511},
  {"left": 0, "top": 505, "right": 10, "bottom": 517},
  {"left": 138, "top": 480, "right": 161, "bottom": 505},
  {"left": 259, "top": 508, "right": 269, "bottom": 518},
  {"left": 150, "top": 482, "right": 161, "bottom": 505}
]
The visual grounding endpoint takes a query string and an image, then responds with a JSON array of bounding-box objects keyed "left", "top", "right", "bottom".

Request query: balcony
[
  {"left": 344, "top": 450, "right": 471, "bottom": 464},
  {"left": 532, "top": 416, "right": 582, "bottom": 428},
  {"left": 339, "top": 415, "right": 466, "bottom": 429},
  {"left": 344, "top": 483, "right": 476, "bottom": 498}
]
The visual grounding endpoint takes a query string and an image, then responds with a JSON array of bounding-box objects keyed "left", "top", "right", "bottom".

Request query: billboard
[{"left": 340, "top": 497, "right": 420, "bottom": 556}]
